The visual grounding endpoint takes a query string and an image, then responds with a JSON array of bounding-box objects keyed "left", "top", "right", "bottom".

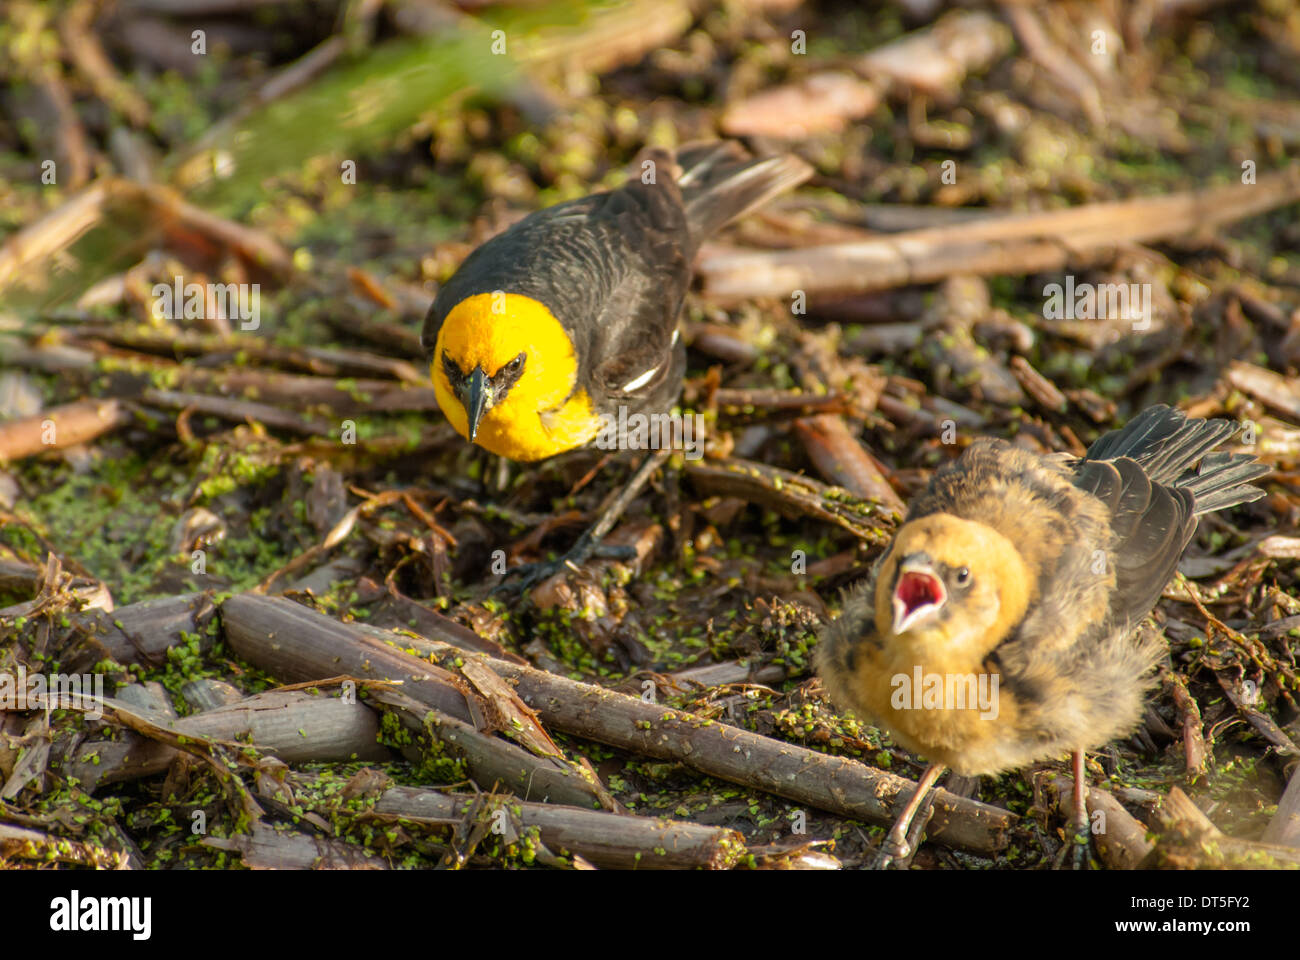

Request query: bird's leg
[
  {"left": 1072, "top": 749, "right": 1088, "bottom": 830},
  {"left": 873, "top": 762, "right": 946, "bottom": 870},
  {"left": 1070, "top": 749, "right": 1091, "bottom": 870},
  {"left": 897, "top": 799, "right": 937, "bottom": 870},
  {"left": 565, "top": 447, "right": 671, "bottom": 561},
  {"left": 493, "top": 448, "right": 671, "bottom": 597}
]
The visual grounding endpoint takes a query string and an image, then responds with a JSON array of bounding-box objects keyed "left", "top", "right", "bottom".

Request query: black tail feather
[
  {"left": 1084, "top": 404, "right": 1267, "bottom": 515},
  {"left": 674, "top": 141, "right": 812, "bottom": 245},
  {"left": 1179, "top": 451, "right": 1271, "bottom": 515}
]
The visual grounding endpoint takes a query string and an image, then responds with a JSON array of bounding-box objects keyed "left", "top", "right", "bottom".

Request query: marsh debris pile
[{"left": 1, "top": 0, "right": 1299, "bottom": 869}]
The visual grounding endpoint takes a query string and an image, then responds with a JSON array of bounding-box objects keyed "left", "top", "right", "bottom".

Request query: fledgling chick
[{"left": 815, "top": 404, "right": 1270, "bottom": 866}]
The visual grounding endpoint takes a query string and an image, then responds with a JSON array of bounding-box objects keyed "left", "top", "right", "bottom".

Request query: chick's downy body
[
  {"left": 816, "top": 406, "right": 1269, "bottom": 776},
  {"left": 422, "top": 143, "right": 811, "bottom": 462}
]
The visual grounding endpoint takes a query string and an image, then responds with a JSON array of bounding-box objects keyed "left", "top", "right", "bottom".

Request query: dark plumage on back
[{"left": 423, "top": 142, "right": 812, "bottom": 433}]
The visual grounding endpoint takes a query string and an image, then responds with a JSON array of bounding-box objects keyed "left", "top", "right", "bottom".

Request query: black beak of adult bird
[
  {"left": 464, "top": 366, "right": 489, "bottom": 443},
  {"left": 893, "top": 553, "right": 946, "bottom": 634}
]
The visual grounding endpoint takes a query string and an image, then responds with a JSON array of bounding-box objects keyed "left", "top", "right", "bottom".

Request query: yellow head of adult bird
[
  {"left": 422, "top": 142, "right": 812, "bottom": 463},
  {"left": 432, "top": 290, "right": 597, "bottom": 461}
]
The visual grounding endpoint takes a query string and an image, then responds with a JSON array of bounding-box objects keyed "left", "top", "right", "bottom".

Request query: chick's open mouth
[{"left": 896, "top": 570, "right": 944, "bottom": 616}]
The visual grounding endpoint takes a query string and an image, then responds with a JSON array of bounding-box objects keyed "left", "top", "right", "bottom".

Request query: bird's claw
[
  {"left": 585, "top": 542, "right": 638, "bottom": 561},
  {"left": 871, "top": 834, "right": 911, "bottom": 870},
  {"left": 1051, "top": 820, "right": 1093, "bottom": 870},
  {"left": 1070, "top": 820, "right": 1092, "bottom": 871},
  {"left": 1071, "top": 839, "right": 1090, "bottom": 870}
]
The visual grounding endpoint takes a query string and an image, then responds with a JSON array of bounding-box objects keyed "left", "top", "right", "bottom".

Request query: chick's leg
[
  {"left": 494, "top": 448, "right": 671, "bottom": 596},
  {"left": 1072, "top": 750, "right": 1088, "bottom": 826},
  {"left": 1070, "top": 749, "right": 1091, "bottom": 869},
  {"left": 874, "top": 762, "right": 946, "bottom": 870}
]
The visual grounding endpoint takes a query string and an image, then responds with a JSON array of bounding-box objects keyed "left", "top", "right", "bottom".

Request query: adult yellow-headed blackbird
[
  {"left": 815, "top": 404, "right": 1269, "bottom": 867},
  {"left": 422, "top": 142, "right": 811, "bottom": 579}
]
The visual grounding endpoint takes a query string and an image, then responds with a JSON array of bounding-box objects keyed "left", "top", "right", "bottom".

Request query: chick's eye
[{"left": 955, "top": 566, "right": 971, "bottom": 585}]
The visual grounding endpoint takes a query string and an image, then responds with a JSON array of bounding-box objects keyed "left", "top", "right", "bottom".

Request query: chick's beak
[
  {"left": 465, "top": 366, "right": 490, "bottom": 443},
  {"left": 892, "top": 553, "right": 947, "bottom": 635}
]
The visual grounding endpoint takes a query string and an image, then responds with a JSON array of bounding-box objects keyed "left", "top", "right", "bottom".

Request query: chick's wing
[{"left": 1070, "top": 456, "right": 1195, "bottom": 630}]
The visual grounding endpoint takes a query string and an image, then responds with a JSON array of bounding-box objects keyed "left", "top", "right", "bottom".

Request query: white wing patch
[
  {"left": 621, "top": 364, "right": 660, "bottom": 393},
  {"left": 620, "top": 327, "right": 678, "bottom": 392}
]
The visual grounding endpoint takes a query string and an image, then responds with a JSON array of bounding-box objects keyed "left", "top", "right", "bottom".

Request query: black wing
[
  {"left": 1073, "top": 404, "right": 1268, "bottom": 628},
  {"left": 1072, "top": 457, "right": 1195, "bottom": 627},
  {"left": 423, "top": 144, "right": 811, "bottom": 412}
]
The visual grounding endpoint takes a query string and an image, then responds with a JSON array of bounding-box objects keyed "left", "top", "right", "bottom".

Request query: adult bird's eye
[
  {"left": 442, "top": 353, "right": 464, "bottom": 382},
  {"left": 507, "top": 353, "right": 525, "bottom": 373},
  {"left": 955, "top": 566, "right": 971, "bottom": 585}
]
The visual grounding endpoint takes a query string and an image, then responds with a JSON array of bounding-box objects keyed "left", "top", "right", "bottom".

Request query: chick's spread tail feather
[
  {"left": 672, "top": 142, "right": 813, "bottom": 247},
  {"left": 1082, "top": 403, "right": 1268, "bottom": 513},
  {"left": 1071, "top": 404, "right": 1268, "bottom": 628},
  {"left": 1084, "top": 403, "right": 1229, "bottom": 477},
  {"left": 1178, "top": 450, "right": 1271, "bottom": 515}
]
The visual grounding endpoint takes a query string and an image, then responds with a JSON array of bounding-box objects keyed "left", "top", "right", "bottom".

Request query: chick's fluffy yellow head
[
  {"left": 432, "top": 292, "right": 600, "bottom": 461},
  {"left": 874, "top": 513, "right": 1033, "bottom": 661}
]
